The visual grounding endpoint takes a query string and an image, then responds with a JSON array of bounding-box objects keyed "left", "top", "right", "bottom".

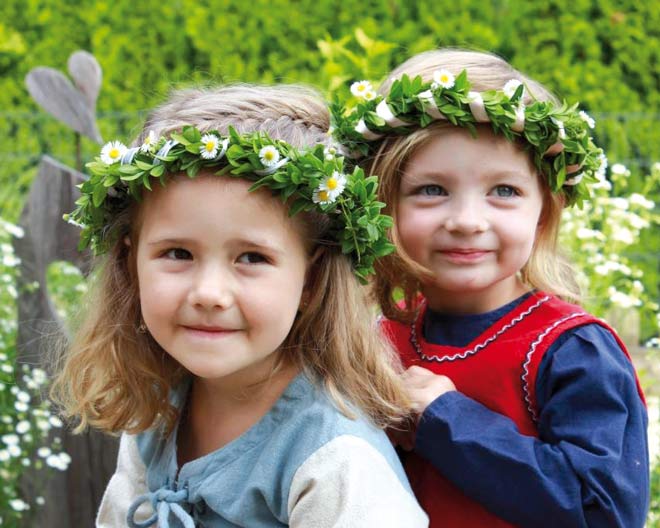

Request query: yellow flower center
[
  {"left": 440, "top": 74, "right": 449, "bottom": 83},
  {"left": 109, "top": 148, "right": 120, "bottom": 159},
  {"left": 264, "top": 150, "right": 275, "bottom": 161},
  {"left": 357, "top": 84, "right": 366, "bottom": 92},
  {"left": 318, "top": 190, "right": 329, "bottom": 202},
  {"left": 205, "top": 141, "right": 215, "bottom": 152},
  {"left": 326, "top": 177, "right": 338, "bottom": 190}
]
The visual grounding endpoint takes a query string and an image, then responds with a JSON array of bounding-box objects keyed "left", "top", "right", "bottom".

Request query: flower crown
[
  {"left": 331, "top": 70, "right": 604, "bottom": 206},
  {"left": 65, "top": 125, "right": 394, "bottom": 282}
]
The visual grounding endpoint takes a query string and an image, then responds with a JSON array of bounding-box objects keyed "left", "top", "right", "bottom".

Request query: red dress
[{"left": 382, "top": 292, "right": 644, "bottom": 528}]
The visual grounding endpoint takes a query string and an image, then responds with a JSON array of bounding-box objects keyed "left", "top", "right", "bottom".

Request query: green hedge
[{"left": 0, "top": 0, "right": 658, "bottom": 337}]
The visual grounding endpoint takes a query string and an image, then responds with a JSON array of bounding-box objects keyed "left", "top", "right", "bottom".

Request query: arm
[
  {"left": 96, "top": 433, "right": 150, "bottom": 528},
  {"left": 287, "top": 435, "right": 428, "bottom": 528},
  {"left": 413, "top": 325, "right": 649, "bottom": 528}
]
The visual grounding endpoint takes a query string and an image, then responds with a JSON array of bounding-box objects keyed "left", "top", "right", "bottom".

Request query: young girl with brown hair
[
  {"left": 52, "top": 84, "right": 428, "bottom": 527},
  {"left": 333, "top": 49, "right": 649, "bottom": 527}
]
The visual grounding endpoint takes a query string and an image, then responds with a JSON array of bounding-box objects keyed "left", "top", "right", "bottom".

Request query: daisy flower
[
  {"left": 313, "top": 171, "right": 347, "bottom": 204},
  {"left": 579, "top": 110, "right": 596, "bottom": 129},
  {"left": 259, "top": 145, "right": 280, "bottom": 167},
  {"left": 140, "top": 131, "right": 158, "bottom": 152},
  {"left": 433, "top": 69, "right": 455, "bottom": 89},
  {"left": 350, "top": 81, "right": 374, "bottom": 99},
  {"left": 324, "top": 146, "right": 339, "bottom": 160},
  {"left": 100, "top": 141, "right": 127, "bottom": 165},
  {"left": 200, "top": 134, "right": 220, "bottom": 159},
  {"left": 503, "top": 79, "right": 524, "bottom": 99},
  {"left": 363, "top": 90, "right": 377, "bottom": 101}
]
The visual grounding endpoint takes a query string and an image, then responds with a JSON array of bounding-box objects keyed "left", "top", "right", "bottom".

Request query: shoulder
[
  {"left": 96, "top": 434, "right": 150, "bottom": 527},
  {"left": 273, "top": 375, "right": 396, "bottom": 461},
  {"left": 287, "top": 435, "right": 428, "bottom": 528}
]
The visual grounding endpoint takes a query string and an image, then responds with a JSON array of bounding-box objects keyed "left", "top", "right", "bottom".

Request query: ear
[{"left": 124, "top": 235, "right": 131, "bottom": 247}]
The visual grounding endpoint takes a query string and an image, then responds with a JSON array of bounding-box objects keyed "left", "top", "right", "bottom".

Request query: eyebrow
[
  {"left": 403, "top": 169, "right": 534, "bottom": 183},
  {"left": 146, "top": 236, "right": 286, "bottom": 255}
]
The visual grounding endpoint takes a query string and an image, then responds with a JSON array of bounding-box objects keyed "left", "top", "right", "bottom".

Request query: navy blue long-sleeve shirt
[{"left": 416, "top": 294, "right": 649, "bottom": 527}]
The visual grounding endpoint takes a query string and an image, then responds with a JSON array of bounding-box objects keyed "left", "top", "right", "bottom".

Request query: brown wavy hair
[
  {"left": 368, "top": 49, "right": 580, "bottom": 323},
  {"left": 51, "top": 84, "right": 410, "bottom": 435}
]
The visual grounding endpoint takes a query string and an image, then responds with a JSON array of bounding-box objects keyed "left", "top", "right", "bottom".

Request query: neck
[
  {"left": 177, "top": 362, "right": 299, "bottom": 465},
  {"left": 423, "top": 277, "right": 531, "bottom": 315}
]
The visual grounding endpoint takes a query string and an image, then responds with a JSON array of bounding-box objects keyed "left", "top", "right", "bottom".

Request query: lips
[
  {"left": 437, "top": 248, "right": 491, "bottom": 262},
  {"left": 181, "top": 325, "right": 240, "bottom": 337}
]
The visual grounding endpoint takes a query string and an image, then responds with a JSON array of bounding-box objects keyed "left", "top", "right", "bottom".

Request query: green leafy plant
[{"left": 0, "top": 218, "right": 70, "bottom": 526}]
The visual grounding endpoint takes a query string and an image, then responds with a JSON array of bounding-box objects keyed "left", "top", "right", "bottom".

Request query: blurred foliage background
[{"left": 0, "top": 0, "right": 659, "bottom": 525}]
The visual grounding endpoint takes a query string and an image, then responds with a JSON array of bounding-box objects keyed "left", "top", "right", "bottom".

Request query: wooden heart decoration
[
  {"left": 67, "top": 50, "right": 102, "bottom": 113},
  {"left": 25, "top": 66, "right": 103, "bottom": 144}
]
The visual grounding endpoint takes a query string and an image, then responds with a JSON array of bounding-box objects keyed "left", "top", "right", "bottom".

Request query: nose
[
  {"left": 187, "top": 263, "right": 235, "bottom": 310},
  {"left": 443, "top": 197, "right": 489, "bottom": 234}
]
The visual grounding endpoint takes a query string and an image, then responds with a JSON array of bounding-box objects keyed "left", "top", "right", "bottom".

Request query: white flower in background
[
  {"left": 2, "top": 434, "right": 18, "bottom": 446},
  {"left": 350, "top": 80, "right": 374, "bottom": 99},
  {"left": 0, "top": 219, "right": 24, "bottom": 238},
  {"left": 100, "top": 141, "right": 127, "bottom": 165},
  {"left": 433, "top": 69, "right": 455, "bottom": 89},
  {"left": 612, "top": 227, "right": 634, "bottom": 244},
  {"left": 9, "top": 499, "right": 28, "bottom": 512},
  {"left": 503, "top": 79, "right": 524, "bottom": 98},
  {"left": 629, "top": 193, "right": 655, "bottom": 209},
  {"left": 35, "top": 497, "right": 45, "bottom": 506},
  {"left": 49, "top": 416, "right": 63, "bottom": 428},
  {"left": 0, "top": 450, "right": 9, "bottom": 462},
  {"left": 14, "top": 401, "right": 28, "bottom": 412},
  {"left": 576, "top": 228, "right": 604, "bottom": 241},
  {"left": 2, "top": 254, "right": 20, "bottom": 267},
  {"left": 46, "top": 452, "right": 71, "bottom": 471},
  {"left": 37, "top": 447, "right": 51, "bottom": 458},
  {"left": 608, "top": 197, "right": 629, "bottom": 210},
  {"left": 578, "top": 110, "right": 596, "bottom": 129},
  {"left": 16, "top": 421, "right": 30, "bottom": 434},
  {"left": 313, "top": 171, "right": 347, "bottom": 204},
  {"left": 199, "top": 134, "right": 220, "bottom": 159},
  {"left": 611, "top": 163, "right": 629, "bottom": 176},
  {"left": 140, "top": 130, "right": 158, "bottom": 153},
  {"left": 16, "top": 391, "right": 30, "bottom": 404},
  {"left": 259, "top": 145, "right": 280, "bottom": 167},
  {"left": 7, "top": 444, "right": 21, "bottom": 457}
]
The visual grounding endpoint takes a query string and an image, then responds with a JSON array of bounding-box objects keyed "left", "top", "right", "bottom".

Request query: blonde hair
[
  {"left": 51, "top": 84, "right": 409, "bottom": 434},
  {"left": 370, "top": 49, "right": 580, "bottom": 322}
]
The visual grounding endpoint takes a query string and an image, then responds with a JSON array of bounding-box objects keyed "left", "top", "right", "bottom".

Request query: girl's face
[
  {"left": 397, "top": 127, "right": 544, "bottom": 314},
  {"left": 135, "top": 175, "right": 309, "bottom": 393}
]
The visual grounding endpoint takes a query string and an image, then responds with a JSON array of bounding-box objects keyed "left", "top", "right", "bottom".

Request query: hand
[{"left": 403, "top": 365, "right": 456, "bottom": 418}]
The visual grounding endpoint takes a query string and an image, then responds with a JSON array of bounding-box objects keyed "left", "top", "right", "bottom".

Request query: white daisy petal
[
  {"left": 100, "top": 141, "right": 127, "bottom": 165},
  {"left": 259, "top": 145, "right": 281, "bottom": 167}
]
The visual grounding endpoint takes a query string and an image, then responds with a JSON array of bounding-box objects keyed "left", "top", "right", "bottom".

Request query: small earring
[{"left": 137, "top": 320, "right": 147, "bottom": 334}]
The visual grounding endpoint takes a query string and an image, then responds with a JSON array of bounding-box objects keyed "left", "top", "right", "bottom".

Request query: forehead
[
  {"left": 406, "top": 126, "right": 535, "bottom": 176},
  {"left": 137, "top": 173, "right": 303, "bottom": 240}
]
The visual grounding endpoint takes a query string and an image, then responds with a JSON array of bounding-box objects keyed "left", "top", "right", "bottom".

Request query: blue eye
[
  {"left": 164, "top": 248, "right": 192, "bottom": 260},
  {"left": 492, "top": 185, "right": 519, "bottom": 198},
  {"left": 419, "top": 185, "right": 447, "bottom": 196},
  {"left": 237, "top": 252, "right": 268, "bottom": 265}
]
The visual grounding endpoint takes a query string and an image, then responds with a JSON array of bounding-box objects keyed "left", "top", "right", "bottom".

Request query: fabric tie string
[{"left": 127, "top": 486, "right": 195, "bottom": 528}]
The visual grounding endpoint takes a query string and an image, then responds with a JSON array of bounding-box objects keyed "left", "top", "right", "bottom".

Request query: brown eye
[{"left": 164, "top": 248, "right": 192, "bottom": 260}]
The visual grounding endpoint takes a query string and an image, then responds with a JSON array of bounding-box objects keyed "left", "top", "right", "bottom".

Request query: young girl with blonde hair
[
  {"left": 52, "top": 84, "right": 428, "bottom": 527},
  {"left": 333, "top": 49, "right": 649, "bottom": 527}
]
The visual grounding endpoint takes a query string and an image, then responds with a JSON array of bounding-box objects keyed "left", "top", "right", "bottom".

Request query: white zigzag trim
[
  {"left": 521, "top": 311, "right": 589, "bottom": 423},
  {"left": 410, "top": 295, "right": 552, "bottom": 363}
]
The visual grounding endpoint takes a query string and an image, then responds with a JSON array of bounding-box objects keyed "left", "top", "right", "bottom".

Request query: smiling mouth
[
  {"left": 182, "top": 326, "right": 240, "bottom": 337},
  {"left": 438, "top": 249, "right": 491, "bottom": 261}
]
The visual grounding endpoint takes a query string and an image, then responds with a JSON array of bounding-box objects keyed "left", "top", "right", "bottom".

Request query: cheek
[{"left": 396, "top": 205, "right": 433, "bottom": 256}]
